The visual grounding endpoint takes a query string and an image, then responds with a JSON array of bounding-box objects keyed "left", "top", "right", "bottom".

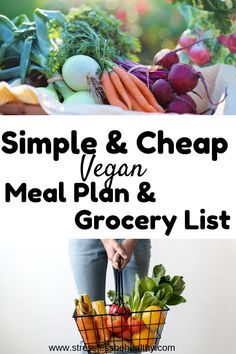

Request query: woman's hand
[
  {"left": 113, "top": 239, "right": 136, "bottom": 269},
  {"left": 101, "top": 239, "right": 136, "bottom": 269},
  {"left": 101, "top": 239, "right": 128, "bottom": 268}
]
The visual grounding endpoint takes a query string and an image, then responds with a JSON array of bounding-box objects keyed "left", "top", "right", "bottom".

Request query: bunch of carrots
[{"left": 101, "top": 66, "right": 164, "bottom": 113}]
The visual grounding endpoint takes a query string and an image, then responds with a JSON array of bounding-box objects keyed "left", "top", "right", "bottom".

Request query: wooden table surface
[{"left": 0, "top": 103, "right": 47, "bottom": 115}]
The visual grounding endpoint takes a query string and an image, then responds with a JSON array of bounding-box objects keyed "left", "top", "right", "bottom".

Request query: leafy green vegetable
[
  {"left": 129, "top": 290, "right": 134, "bottom": 310},
  {"left": 166, "top": 294, "right": 186, "bottom": 306},
  {"left": 20, "top": 37, "right": 33, "bottom": 83},
  {"left": 0, "top": 9, "right": 75, "bottom": 100},
  {"left": 68, "top": 6, "right": 140, "bottom": 60},
  {"left": 155, "top": 284, "right": 173, "bottom": 300},
  {"left": 47, "top": 6, "right": 140, "bottom": 72},
  {"left": 138, "top": 291, "right": 155, "bottom": 312},
  {"left": 12, "top": 14, "right": 30, "bottom": 27},
  {"left": 154, "top": 284, "right": 173, "bottom": 308},
  {"left": 107, "top": 290, "right": 116, "bottom": 303},
  {"left": 159, "top": 275, "right": 171, "bottom": 284},
  {"left": 132, "top": 274, "right": 141, "bottom": 312},
  {"left": 140, "top": 276, "right": 156, "bottom": 293},
  {"left": 48, "top": 20, "right": 114, "bottom": 72},
  {"left": 152, "top": 264, "right": 166, "bottom": 287},
  {"left": 107, "top": 290, "right": 130, "bottom": 307},
  {"left": 150, "top": 297, "right": 163, "bottom": 308},
  {"left": 171, "top": 276, "right": 186, "bottom": 295},
  {"left": 0, "top": 15, "right": 17, "bottom": 43},
  {"left": 0, "top": 15, "right": 21, "bottom": 63},
  {"left": 110, "top": 264, "right": 187, "bottom": 312},
  {"left": 0, "top": 66, "right": 21, "bottom": 80},
  {"left": 152, "top": 264, "right": 166, "bottom": 278}
]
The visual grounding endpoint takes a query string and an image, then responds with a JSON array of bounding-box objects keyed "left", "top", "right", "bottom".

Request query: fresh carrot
[
  {"left": 109, "top": 71, "right": 132, "bottom": 110},
  {"left": 128, "top": 72, "right": 165, "bottom": 113},
  {"left": 94, "top": 316, "right": 111, "bottom": 342},
  {"left": 76, "top": 297, "right": 98, "bottom": 347},
  {"left": 129, "top": 95, "right": 146, "bottom": 112},
  {"left": 112, "top": 66, "right": 158, "bottom": 113},
  {"left": 101, "top": 71, "right": 128, "bottom": 110},
  {"left": 91, "top": 301, "right": 111, "bottom": 342},
  {"left": 77, "top": 316, "right": 98, "bottom": 346}
]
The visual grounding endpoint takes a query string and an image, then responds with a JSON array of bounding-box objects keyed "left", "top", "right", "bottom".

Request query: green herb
[
  {"left": 47, "top": 6, "right": 141, "bottom": 72},
  {"left": 68, "top": 6, "right": 140, "bottom": 60},
  {"left": 48, "top": 20, "right": 115, "bottom": 72}
]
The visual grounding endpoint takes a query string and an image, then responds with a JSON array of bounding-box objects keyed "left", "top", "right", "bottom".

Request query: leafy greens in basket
[{"left": 108, "top": 264, "right": 186, "bottom": 312}]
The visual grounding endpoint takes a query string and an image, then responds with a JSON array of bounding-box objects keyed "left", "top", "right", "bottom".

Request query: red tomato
[
  {"left": 127, "top": 316, "right": 145, "bottom": 333},
  {"left": 107, "top": 315, "right": 127, "bottom": 333},
  {"left": 116, "top": 327, "right": 131, "bottom": 340}
]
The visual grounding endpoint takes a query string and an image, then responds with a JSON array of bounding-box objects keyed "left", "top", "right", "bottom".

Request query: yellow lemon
[{"left": 142, "top": 306, "right": 165, "bottom": 330}]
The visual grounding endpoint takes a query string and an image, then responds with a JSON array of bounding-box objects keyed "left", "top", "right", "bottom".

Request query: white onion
[
  {"left": 64, "top": 91, "right": 97, "bottom": 105},
  {"left": 62, "top": 55, "right": 101, "bottom": 91}
]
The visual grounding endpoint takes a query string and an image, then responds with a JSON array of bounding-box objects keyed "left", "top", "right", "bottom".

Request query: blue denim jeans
[{"left": 68, "top": 239, "right": 151, "bottom": 300}]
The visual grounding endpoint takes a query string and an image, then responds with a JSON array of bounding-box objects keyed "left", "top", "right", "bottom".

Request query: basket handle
[{"left": 114, "top": 257, "right": 124, "bottom": 307}]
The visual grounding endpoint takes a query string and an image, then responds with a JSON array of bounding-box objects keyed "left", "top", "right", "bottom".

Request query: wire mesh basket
[
  {"left": 73, "top": 306, "right": 169, "bottom": 353},
  {"left": 73, "top": 262, "right": 169, "bottom": 353}
]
